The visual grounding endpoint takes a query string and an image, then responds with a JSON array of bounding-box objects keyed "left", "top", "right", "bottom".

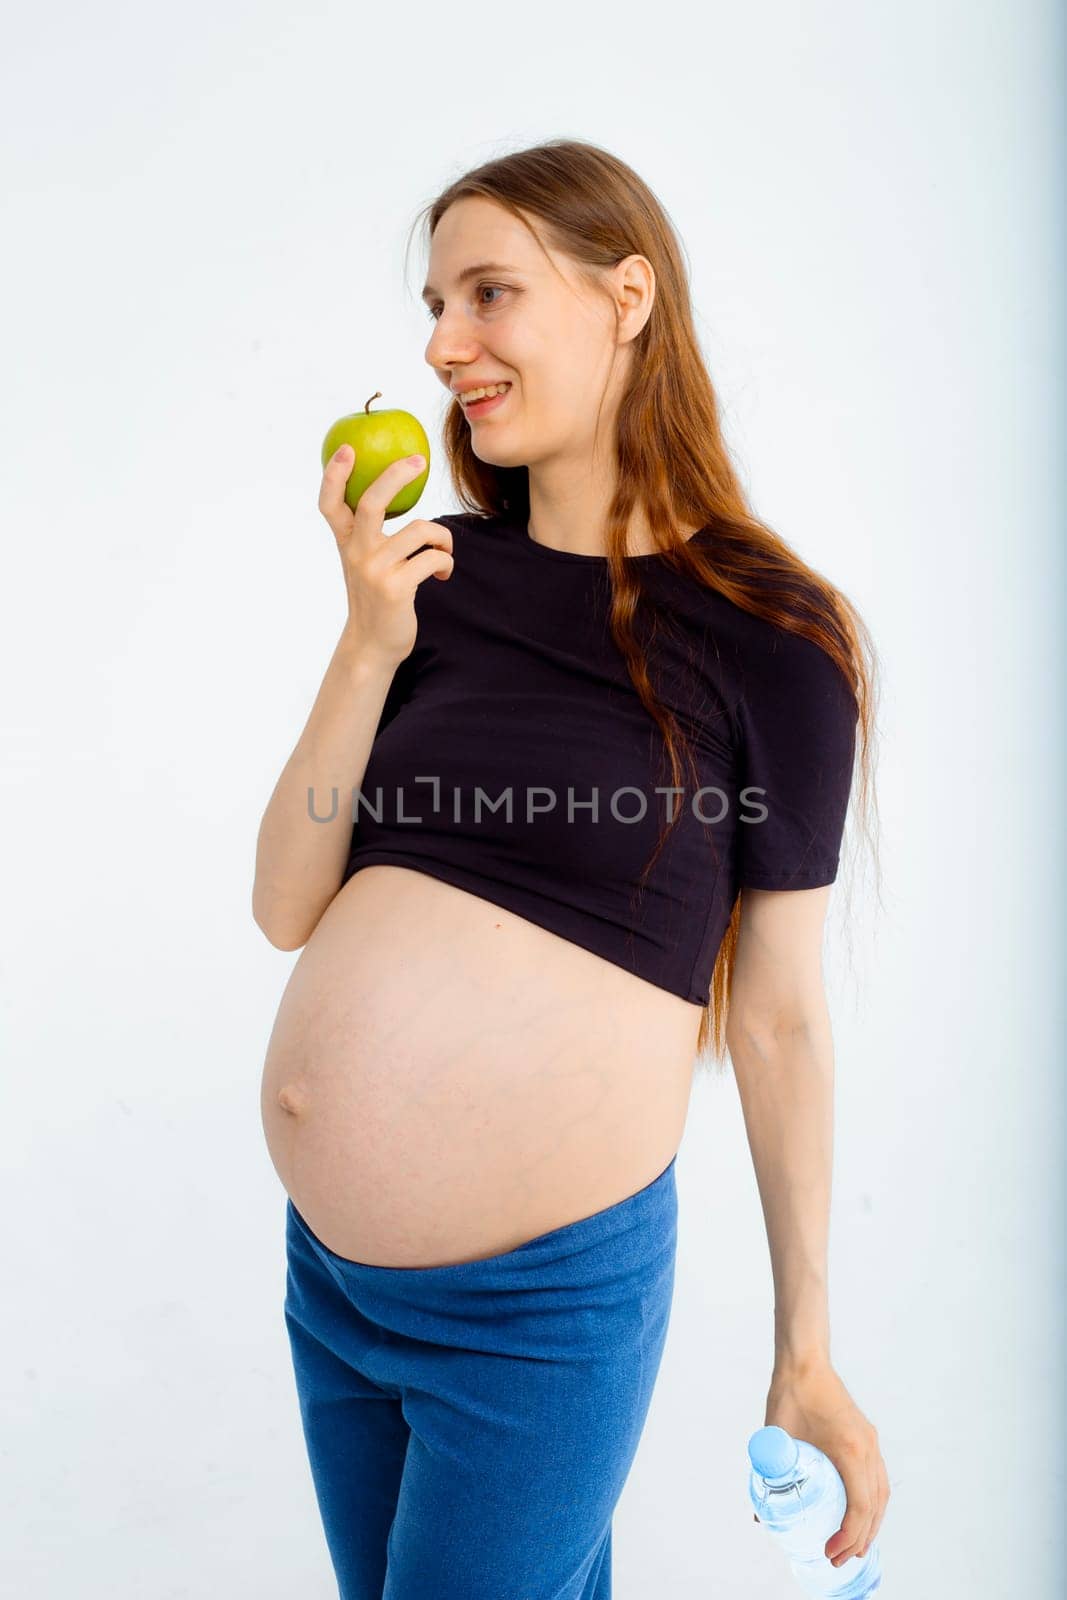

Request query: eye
[{"left": 426, "top": 283, "right": 508, "bottom": 321}]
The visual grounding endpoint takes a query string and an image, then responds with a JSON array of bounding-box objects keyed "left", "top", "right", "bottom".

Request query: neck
[{"left": 526, "top": 469, "right": 696, "bottom": 559}]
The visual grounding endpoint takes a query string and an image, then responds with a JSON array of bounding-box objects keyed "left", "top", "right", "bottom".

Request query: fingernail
[
  {"left": 407, "top": 453, "right": 425, "bottom": 467},
  {"left": 336, "top": 445, "right": 351, "bottom": 460}
]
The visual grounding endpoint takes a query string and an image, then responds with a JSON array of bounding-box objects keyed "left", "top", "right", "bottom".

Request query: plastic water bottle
[{"left": 747, "top": 1425, "right": 883, "bottom": 1596}]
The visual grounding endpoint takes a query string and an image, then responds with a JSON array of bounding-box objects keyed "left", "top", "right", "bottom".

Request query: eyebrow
[{"left": 420, "top": 261, "right": 518, "bottom": 303}]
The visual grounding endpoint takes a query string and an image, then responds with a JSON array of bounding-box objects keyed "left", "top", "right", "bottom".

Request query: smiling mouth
[{"left": 461, "top": 384, "right": 513, "bottom": 418}]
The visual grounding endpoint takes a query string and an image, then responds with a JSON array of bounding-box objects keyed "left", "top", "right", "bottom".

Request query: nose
[{"left": 424, "top": 307, "right": 481, "bottom": 373}]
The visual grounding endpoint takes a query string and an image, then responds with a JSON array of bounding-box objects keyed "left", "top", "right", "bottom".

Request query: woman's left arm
[{"left": 728, "top": 883, "right": 891, "bottom": 1569}]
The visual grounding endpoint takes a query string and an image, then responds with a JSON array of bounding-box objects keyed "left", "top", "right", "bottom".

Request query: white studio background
[{"left": 2, "top": 2, "right": 1063, "bottom": 1596}]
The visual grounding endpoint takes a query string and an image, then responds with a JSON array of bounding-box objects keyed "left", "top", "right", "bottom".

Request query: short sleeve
[{"left": 734, "top": 629, "right": 857, "bottom": 890}]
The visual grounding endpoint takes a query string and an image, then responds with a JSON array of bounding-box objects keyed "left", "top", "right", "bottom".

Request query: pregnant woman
[{"left": 253, "top": 139, "right": 890, "bottom": 1599}]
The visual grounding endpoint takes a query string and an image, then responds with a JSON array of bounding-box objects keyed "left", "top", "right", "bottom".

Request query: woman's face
[{"left": 422, "top": 195, "right": 637, "bottom": 471}]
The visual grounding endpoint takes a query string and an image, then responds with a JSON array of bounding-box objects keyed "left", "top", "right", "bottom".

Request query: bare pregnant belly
[{"left": 259, "top": 865, "right": 701, "bottom": 1267}]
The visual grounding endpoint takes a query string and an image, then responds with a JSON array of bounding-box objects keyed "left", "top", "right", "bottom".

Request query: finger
[
  {"left": 855, "top": 1450, "right": 879, "bottom": 1559},
  {"left": 843, "top": 1449, "right": 876, "bottom": 1563},
  {"left": 318, "top": 444, "right": 358, "bottom": 539},
  {"left": 862, "top": 1454, "right": 891, "bottom": 1554},
  {"left": 826, "top": 1457, "right": 871, "bottom": 1567},
  {"left": 352, "top": 454, "right": 427, "bottom": 527},
  {"left": 377, "top": 519, "right": 453, "bottom": 565},
  {"left": 394, "top": 543, "right": 455, "bottom": 586},
  {"left": 319, "top": 442, "right": 356, "bottom": 497}
]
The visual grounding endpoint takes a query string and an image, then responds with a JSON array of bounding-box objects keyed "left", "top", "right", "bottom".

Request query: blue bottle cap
[{"left": 748, "top": 1425, "right": 801, "bottom": 1480}]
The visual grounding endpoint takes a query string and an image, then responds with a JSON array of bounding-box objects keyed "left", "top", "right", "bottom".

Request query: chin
[{"left": 473, "top": 442, "right": 521, "bottom": 469}]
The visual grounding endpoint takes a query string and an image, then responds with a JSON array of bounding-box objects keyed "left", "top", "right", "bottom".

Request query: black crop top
[{"left": 341, "top": 512, "right": 857, "bottom": 1006}]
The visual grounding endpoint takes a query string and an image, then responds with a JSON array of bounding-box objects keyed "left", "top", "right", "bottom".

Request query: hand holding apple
[
  {"left": 321, "top": 392, "right": 430, "bottom": 518},
  {"left": 317, "top": 442, "right": 453, "bottom": 672}
]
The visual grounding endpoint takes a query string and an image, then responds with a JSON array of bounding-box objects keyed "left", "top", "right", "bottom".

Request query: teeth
[{"left": 459, "top": 382, "right": 511, "bottom": 404}]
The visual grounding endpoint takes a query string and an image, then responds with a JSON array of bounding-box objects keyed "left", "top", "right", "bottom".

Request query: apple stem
[{"left": 364, "top": 392, "right": 382, "bottom": 413}]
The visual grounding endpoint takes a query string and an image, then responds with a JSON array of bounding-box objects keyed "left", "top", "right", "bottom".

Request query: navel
[{"left": 277, "top": 1083, "right": 307, "bottom": 1116}]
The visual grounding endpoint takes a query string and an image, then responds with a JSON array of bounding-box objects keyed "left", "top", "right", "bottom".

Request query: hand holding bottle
[{"left": 762, "top": 1363, "right": 890, "bottom": 1567}]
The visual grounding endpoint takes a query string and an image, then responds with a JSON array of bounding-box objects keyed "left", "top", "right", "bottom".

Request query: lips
[
  {"left": 451, "top": 378, "right": 511, "bottom": 395},
  {"left": 462, "top": 385, "right": 511, "bottom": 418}
]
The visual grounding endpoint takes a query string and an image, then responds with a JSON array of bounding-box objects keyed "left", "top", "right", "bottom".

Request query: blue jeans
[{"left": 283, "top": 1155, "right": 678, "bottom": 1600}]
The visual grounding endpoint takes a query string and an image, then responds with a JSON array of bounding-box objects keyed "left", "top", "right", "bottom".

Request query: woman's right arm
[
  {"left": 251, "top": 633, "right": 402, "bottom": 950},
  {"left": 251, "top": 443, "right": 453, "bottom": 950}
]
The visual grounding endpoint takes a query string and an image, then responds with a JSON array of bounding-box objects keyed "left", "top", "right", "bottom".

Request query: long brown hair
[{"left": 405, "top": 138, "right": 881, "bottom": 1071}]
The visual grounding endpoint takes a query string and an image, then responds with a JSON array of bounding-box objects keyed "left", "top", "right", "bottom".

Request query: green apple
[{"left": 321, "top": 392, "right": 430, "bottom": 519}]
